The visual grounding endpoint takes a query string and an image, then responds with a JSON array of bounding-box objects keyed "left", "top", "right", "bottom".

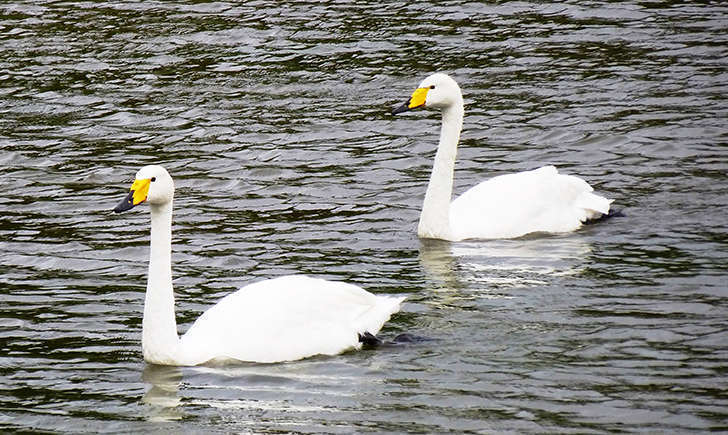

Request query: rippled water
[{"left": 2, "top": 1, "right": 727, "bottom": 433}]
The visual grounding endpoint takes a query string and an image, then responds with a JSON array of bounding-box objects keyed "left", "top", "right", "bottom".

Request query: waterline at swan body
[
  {"left": 392, "top": 73, "right": 613, "bottom": 241},
  {"left": 113, "top": 165, "right": 404, "bottom": 366}
]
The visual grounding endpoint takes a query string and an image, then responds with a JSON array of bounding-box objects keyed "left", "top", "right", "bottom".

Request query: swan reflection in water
[
  {"left": 418, "top": 235, "right": 595, "bottom": 297},
  {"left": 142, "top": 364, "right": 183, "bottom": 422},
  {"left": 140, "top": 358, "right": 396, "bottom": 429}
]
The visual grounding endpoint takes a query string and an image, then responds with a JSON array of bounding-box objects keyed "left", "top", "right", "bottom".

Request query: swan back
[
  {"left": 179, "top": 275, "right": 405, "bottom": 364},
  {"left": 450, "top": 166, "right": 612, "bottom": 240}
]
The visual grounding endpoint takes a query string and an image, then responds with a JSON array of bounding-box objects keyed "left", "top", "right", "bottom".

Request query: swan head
[
  {"left": 392, "top": 73, "right": 463, "bottom": 115},
  {"left": 113, "top": 165, "right": 174, "bottom": 213}
]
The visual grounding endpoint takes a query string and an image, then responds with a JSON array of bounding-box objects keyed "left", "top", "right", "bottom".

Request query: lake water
[{"left": 1, "top": 1, "right": 727, "bottom": 433}]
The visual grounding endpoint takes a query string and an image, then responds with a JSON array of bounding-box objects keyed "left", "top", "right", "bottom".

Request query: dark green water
[{"left": 1, "top": 1, "right": 727, "bottom": 433}]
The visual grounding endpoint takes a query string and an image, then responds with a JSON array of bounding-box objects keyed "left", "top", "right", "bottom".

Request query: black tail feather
[
  {"left": 358, "top": 332, "right": 434, "bottom": 349},
  {"left": 358, "top": 332, "right": 383, "bottom": 348},
  {"left": 585, "top": 208, "right": 625, "bottom": 225}
]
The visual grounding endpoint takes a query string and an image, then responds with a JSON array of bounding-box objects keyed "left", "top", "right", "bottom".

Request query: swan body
[
  {"left": 114, "top": 165, "right": 404, "bottom": 366},
  {"left": 393, "top": 73, "right": 612, "bottom": 241}
]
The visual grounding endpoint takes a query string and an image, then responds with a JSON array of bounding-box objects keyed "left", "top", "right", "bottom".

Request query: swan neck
[
  {"left": 143, "top": 201, "right": 181, "bottom": 364},
  {"left": 418, "top": 102, "right": 464, "bottom": 240}
]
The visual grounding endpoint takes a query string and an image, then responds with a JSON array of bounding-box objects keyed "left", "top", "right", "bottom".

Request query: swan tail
[
  {"left": 355, "top": 295, "right": 405, "bottom": 339},
  {"left": 577, "top": 191, "right": 613, "bottom": 221}
]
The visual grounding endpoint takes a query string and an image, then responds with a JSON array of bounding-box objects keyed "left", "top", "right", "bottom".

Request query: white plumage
[
  {"left": 180, "top": 275, "right": 402, "bottom": 364},
  {"left": 393, "top": 73, "right": 612, "bottom": 241},
  {"left": 449, "top": 165, "right": 612, "bottom": 240},
  {"left": 114, "top": 165, "right": 404, "bottom": 366}
]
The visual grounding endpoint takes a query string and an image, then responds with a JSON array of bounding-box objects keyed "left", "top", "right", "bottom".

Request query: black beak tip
[
  {"left": 392, "top": 101, "right": 410, "bottom": 115},
  {"left": 113, "top": 191, "right": 136, "bottom": 213}
]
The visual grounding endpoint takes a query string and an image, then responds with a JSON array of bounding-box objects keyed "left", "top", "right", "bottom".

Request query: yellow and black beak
[
  {"left": 392, "top": 87, "right": 430, "bottom": 115},
  {"left": 113, "top": 178, "right": 152, "bottom": 213}
]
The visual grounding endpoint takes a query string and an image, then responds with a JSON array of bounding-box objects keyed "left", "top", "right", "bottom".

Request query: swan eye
[
  {"left": 151, "top": 177, "right": 156, "bottom": 182},
  {"left": 430, "top": 85, "right": 436, "bottom": 89}
]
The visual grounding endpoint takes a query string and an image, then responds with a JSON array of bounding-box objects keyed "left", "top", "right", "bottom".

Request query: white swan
[
  {"left": 113, "top": 165, "right": 404, "bottom": 366},
  {"left": 392, "top": 73, "right": 613, "bottom": 241}
]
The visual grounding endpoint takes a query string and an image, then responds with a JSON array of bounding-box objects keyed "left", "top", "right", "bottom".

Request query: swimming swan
[
  {"left": 392, "top": 73, "right": 613, "bottom": 241},
  {"left": 113, "top": 165, "right": 404, "bottom": 366}
]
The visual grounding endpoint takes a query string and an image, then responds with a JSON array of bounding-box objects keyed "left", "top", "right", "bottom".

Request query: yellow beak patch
[
  {"left": 408, "top": 87, "right": 429, "bottom": 109},
  {"left": 130, "top": 178, "right": 151, "bottom": 205}
]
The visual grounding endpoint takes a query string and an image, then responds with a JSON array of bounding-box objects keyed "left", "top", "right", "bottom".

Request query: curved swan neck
[
  {"left": 418, "top": 100, "right": 464, "bottom": 240},
  {"left": 142, "top": 201, "right": 181, "bottom": 364}
]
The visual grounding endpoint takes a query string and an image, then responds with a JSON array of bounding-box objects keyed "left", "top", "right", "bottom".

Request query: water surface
[{"left": 1, "top": 1, "right": 727, "bottom": 433}]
